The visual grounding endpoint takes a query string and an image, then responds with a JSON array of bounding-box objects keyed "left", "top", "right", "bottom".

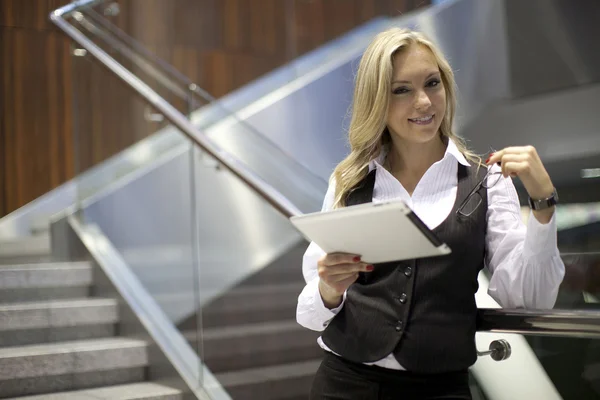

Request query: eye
[
  {"left": 427, "top": 79, "right": 441, "bottom": 88},
  {"left": 392, "top": 87, "right": 410, "bottom": 95}
]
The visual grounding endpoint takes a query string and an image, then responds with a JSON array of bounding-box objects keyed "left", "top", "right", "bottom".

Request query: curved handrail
[
  {"left": 51, "top": 1, "right": 302, "bottom": 219},
  {"left": 51, "top": 1, "right": 600, "bottom": 340}
]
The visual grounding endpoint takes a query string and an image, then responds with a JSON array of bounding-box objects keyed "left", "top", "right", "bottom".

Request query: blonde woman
[{"left": 296, "top": 28, "right": 565, "bottom": 399}]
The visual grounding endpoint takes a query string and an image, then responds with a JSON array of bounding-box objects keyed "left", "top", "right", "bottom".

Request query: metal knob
[
  {"left": 104, "top": 2, "right": 121, "bottom": 16},
  {"left": 477, "top": 339, "right": 511, "bottom": 361}
]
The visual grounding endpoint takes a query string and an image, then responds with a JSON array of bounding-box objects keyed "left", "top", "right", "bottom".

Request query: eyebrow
[{"left": 392, "top": 71, "right": 440, "bottom": 85}]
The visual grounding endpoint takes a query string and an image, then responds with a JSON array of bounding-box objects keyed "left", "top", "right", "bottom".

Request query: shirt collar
[
  {"left": 446, "top": 139, "right": 471, "bottom": 167},
  {"left": 370, "top": 138, "right": 471, "bottom": 171}
]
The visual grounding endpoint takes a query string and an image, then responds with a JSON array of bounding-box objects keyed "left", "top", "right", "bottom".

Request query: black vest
[{"left": 321, "top": 163, "right": 488, "bottom": 374}]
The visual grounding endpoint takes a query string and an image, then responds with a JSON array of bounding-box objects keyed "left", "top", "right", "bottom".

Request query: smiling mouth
[{"left": 408, "top": 114, "right": 434, "bottom": 125}]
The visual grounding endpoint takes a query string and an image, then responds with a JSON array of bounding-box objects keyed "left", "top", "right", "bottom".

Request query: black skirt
[{"left": 310, "top": 351, "right": 473, "bottom": 400}]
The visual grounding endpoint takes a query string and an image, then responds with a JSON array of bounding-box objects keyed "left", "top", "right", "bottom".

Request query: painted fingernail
[
  {"left": 353, "top": 256, "right": 361, "bottom": 262},
  {"left": 366, "top": 265, "right": 374, "bottom": 271},
  {"left": 485, "top": 157, "right": 490, "bottom": 164}
]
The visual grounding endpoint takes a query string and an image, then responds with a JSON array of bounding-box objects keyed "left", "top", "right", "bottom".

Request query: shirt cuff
[
  {"left": 523, "top": 208, "right": 559, "bottom": 259},
  {"left": 311, "top": 278, "right": 346, "bottom": 328}
]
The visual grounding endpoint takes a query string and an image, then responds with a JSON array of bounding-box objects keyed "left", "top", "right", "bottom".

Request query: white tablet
[{"left": 289, "top": 201, "right": 451, "bottom": 264}]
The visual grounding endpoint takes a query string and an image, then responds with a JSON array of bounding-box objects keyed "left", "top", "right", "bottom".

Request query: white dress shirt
[{"left": 296, "top": 139, "right": 565, "bottom": 370}]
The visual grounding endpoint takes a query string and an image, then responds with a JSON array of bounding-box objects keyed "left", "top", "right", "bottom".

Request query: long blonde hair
[{"left": 332, "top": 28, "right": 481, "bottom": 208}]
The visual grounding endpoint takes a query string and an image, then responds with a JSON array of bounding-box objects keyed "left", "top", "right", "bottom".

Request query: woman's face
[{"left": 386, "top": 44, "right": 446, "bottom": 145}]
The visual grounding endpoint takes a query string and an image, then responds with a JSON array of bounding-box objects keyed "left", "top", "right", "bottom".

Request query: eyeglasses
[{"left": 456, "top": 168, "right": 503, "bottom": 217}]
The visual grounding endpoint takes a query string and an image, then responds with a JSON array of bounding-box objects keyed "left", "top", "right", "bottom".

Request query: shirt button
[
  {"left": 399, "top": 293, "right": 407, "bottom": 304},
  {"left": 395, "top": 321, "right": 403, "bottom": 332},
  {"left": 404, "top": 267, "right": 413, "bottom": 277}
]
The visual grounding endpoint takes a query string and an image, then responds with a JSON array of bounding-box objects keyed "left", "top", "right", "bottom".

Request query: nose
[{"left": 415, "top": 89, "right": 432, "bottom": 111}]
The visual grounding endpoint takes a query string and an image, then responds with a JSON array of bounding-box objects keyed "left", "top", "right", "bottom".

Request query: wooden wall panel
[
  {"left": 0, "top": 0, "right": 67, "bottom": 30},
  {"left": 0, "top": 24, "right": 74, "bottom": 216},
  {"left": 0, "top": 0, "right": 430, "bottom": 218}
]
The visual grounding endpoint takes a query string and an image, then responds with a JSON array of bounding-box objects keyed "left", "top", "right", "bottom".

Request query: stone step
[
  {"left": 8, "top": 382, "right": 183, "bottom": 400},
  {"left": 194, "top": 320, "right": 321, "bottom": 373},
  {"left": 0, "top": 262, "right": 93, "bottom": 303},
  {"left": 0, "top": 262, "right": 93, "bottom": 289},
  {"left": 0, "top": 287, "right": 91, "bottom": 304},
  {"left": 28, "top": 216, "right": 53, "bottom": 236},
  {"left": 187, "top": 282, "right": 303, "bottom": 330},
  {"left": 205, "top": 282, "right": 305, "bottom": 312},
  {"left": 216, "top": 359, "right": 321, "bottom": 400},
  {"left": 0, "top": 235, "right": 51, "bottom": 259},
  {"left": 0, "top": 337, "right": 149, "bottom": 398},
  {"left": 0, "top": 298, "right": 118, "bottom": 347},
  {"left": 0, "top": 255, "right": 55, "bottom": 264}
]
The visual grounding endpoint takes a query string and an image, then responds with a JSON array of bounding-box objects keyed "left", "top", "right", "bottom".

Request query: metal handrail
[
  {"left": 478, "top": 308, "right": 600, "bottom": 339},
  {"left": 51, "top": 0, "right": 302, "bottom": 219},
  {"left": 51, "top": 1, "right": 600, "bottom": 340}
]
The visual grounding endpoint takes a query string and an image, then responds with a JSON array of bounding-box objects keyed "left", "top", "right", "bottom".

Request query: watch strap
[{"left": 528, "top": 188, "right": 559, "bottom": 210}]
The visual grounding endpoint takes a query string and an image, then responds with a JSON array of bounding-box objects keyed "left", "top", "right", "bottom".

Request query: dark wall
[{"left": 0, "top": 0, "right": 430, "bottom": 217}]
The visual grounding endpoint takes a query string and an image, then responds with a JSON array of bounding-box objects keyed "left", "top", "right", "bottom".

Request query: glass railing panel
[
  {"left": 533, "top": 238, "right": 600, "bottom": 400},
  {"left": 525, "top": 335, "right": 600, "bottom": 399},
  {"left": 69, "top": 31, "right": 204, "bottom": 386},
  {"left": 185, "top": 146, "right": 317, "bottom": 398},
  {"left": 471, "top": 330, "right": 599, "bottom": 400},
  {"left": 197, "top": 115, "right": 328, "bottom": 213}
]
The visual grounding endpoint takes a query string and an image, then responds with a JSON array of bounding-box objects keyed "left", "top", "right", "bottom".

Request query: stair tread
[
  {"left": 0, "top": 298, "right": 116, "bottom": 311},
  {"left": 0, "top": 235, "right": 50, "bottom": 244},
  {"left": 7, "top": 382, "right": 183, "bottom": 399},
  {"left": 216, "top": 359, "right": 321, "bottom": 388},
  {"left": 0, "top": 262, "right": 93, "bottom": 290},
  {"left": 214, "top": 282, "right": 304, "bottom": 297},
  {"left": 0, "top": 235, "right": 51, "bottom": 258},
  {"left": 0, "top": 262, "right": 91, "bottom": 271},
  {"left": 200, "top": 319, "right": 305, "bottom": 340},
  {"left": 0, "top": 297, "right": 118, "bottom": 333},
  {"left": 0, "top": 337, "right": 147, "bottom": 358}
]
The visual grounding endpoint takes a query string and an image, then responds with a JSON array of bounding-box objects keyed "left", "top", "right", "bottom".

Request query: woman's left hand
[{"left": 486, "top": 146, "right": 555, "bottom": 223}]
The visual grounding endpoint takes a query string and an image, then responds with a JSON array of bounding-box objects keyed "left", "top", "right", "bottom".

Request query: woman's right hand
[{"left": 317, "top": 253, "right": 374, "bottom": 309}]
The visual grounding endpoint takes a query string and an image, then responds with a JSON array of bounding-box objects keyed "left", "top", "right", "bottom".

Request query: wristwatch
[{"left": 528, "top": 188, "right": 559, "bottom": 210}]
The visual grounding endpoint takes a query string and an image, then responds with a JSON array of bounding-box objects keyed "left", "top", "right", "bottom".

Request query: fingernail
[
  {"left": 485, "top": 157, "right": 490, "bottom": 164},
  {"left": 353, "top": 256, "right": 361, "bottom": 262},
  {"left": 366, "top": 265, "right": 374, "bottom": 271}
]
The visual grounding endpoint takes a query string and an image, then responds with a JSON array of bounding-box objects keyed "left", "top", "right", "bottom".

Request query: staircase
[
  {"left": 0, "top": 233, "right": 183, "bottom": 399},
  {"left": 180, "top": 241, "right": 324, "bottom": 400}
]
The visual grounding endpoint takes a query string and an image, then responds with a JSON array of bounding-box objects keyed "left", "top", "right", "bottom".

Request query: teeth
[{"left": 411, "top": 115, "right": 433, "bottom": 122}]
